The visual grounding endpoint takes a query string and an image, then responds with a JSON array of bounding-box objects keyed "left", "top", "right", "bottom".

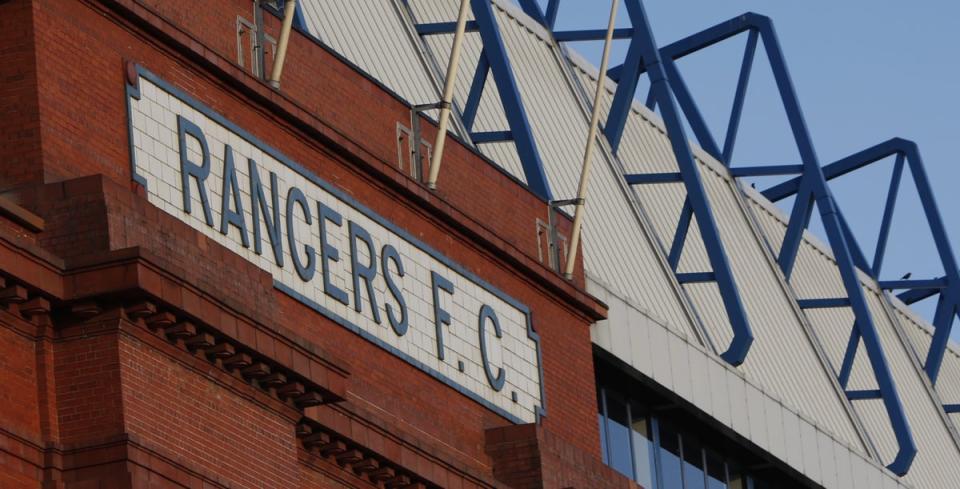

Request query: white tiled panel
[{"left": 128, "top": 72, "right": 543, "bottom": 423}]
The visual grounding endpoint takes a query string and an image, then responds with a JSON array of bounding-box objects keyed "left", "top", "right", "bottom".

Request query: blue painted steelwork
[
  {"left": 471, "top": 130, "right": 514, "bottom": 143},
  {"left": 652, "top": 14, "right": 917, "bottom": 475},
  {"left": 529, "top": 4, "right": 919, "bottom": 474},
  {"left": 461, "top": 52, "right": 489, "bottom": 132},
  {"left": 543, "top": 1, "right": 560, "bottom": 29},
  {"left": 765, "top": 139, "right": 960, "bottom": 389},
  {"left": 406, "top": 0, "right": 553, "bottom": 200},
  {"left": 415, "top": 21, "right": 480, "bottom": 35},
  {"left": 293, "top": 0, "right": 306, "bottom": 30},
  {"left": 676, "top": 272, "right": 717, "bottom": 284},
  {"left": 542, "top": 0, "right": 755, "bottom": 367},
  {"left": 879, "top": 279, "right": 948, "bottom": 291},
  {"left": 847, "top": 389, "right": 883, "bottom": 401},
  {"left": 727, "top": 165, "right": 802, "bottom": 177},
  {"left": 722, "top": 29, "right": 758, "bottom": 164},
  {"left": 553, "top": 28, "right": 635, "bottom": 42},
  {"left": 623, "top": 173, "right": 682, "bottom": 185},
  {"left": 797, "top": 298, "right": 850, "bottom": 309}
]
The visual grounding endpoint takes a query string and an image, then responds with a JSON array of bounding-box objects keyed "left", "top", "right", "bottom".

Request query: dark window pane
[
  {"left": 682, "top": 435, "right": 705, "bottom": 489},
  {"left": 726, "top": 462, "right": 746, "bottom": 489},
  {"left": 748, "top": 475, "right": 772, "bottom": 489},
  {"left": 606, "top": 394, "right": 634, "bottom": 479},
  {"left": 630, "top": 406, "right": 656, "bottom": 489},
  {"left": 599, "top": 412, "right": 608, "bottom": 464},
  {"left": 705, "top": 450, "right": 726, "bottom": 489},
  {"left": 598, "top": 388, "right": 607, "bottom": 464},
  {"left": 659, "top": 421, "right": 684, "bottom": 489}
]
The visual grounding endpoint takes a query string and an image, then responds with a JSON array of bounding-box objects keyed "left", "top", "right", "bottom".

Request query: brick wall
[
  {"left": 118, "top": 323, "right": 301, "bottom": 489},
  {"left": 486, "top": 424, "right": 639, "bottom": 489},
  {"left": 0, "top": 0, "right": 619, "bottom": 487},
  {"left": 0, "top": 317, "right": 42, "bottom": 443},
  {"left": 0, "top": 0, "right": 43, "bottom": 190}
]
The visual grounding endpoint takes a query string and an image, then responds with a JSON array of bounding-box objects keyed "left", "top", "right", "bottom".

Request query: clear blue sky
[{"left": 528, "top": 0, "right": 960, "bottom": 340}]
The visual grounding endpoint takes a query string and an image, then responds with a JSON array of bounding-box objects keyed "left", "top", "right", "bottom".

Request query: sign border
[{"left": 125, "top": 65, "right": 547, "bottom": 423}]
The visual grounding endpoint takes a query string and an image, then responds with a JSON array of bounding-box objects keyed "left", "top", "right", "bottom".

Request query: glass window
[
  {"left": 726, "top": 462, "right": 746, "bottom": 489},
  {"left": 598, "top": 388, "right": 608, "bottom": 464},
  {"left": 748, "top": 476, "right": 773, "bottom": 489},
  {"left": 705, "top": 449, "right": 727, "bottom": 489},
  {"left": 630, "top": 403, "right": 657, "bottom": 489},
  {"left": 594, "top": 365, "right": 803, "bottom": 489},
  {"left": 658, "top": 421, "right": 685, "bottom": 489},
  {"left": 682, "top": 436, "right": 705, "bottom": 489},
  {"left": 605, "top": 393, "right": 635, "bottom": 479},
  {"left": 599, "top": 412, "right": 608, "bottom": 463}
]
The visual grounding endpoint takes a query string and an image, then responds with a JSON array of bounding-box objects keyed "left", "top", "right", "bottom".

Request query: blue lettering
[
  {"left": 348, "top": 222, "right": 381, "bottom": 324},
  {"left": 285, "top": 187, "right": 316, "bottom": 281},
  {"left": 431, "top": 271, "right": 454, "bottom": 361},
  {"left": 219, "top": 145, "right": 250, "bottom": 248},
  {"left": 381, "top": 245, "right": 408, "bottom": 336},
  {"left": 176, "top": 115, "right": 213, "bottom": 226},
  {"left": 248, "top": 159, "right": 284, "bottom": 266},
  {"left": 317, "top": 202, "right": 349, "bottom": 305},
  {"left": 478, "top": 305, "right": 506, "bottom": 391}
]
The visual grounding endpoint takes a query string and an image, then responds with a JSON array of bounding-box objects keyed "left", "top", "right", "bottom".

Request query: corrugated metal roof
[
  {"left": 300, "top": 0, "right": 441, "bottom": 107},
  {"left": 589, "top": 276, "right": 916, "bottom": 489},
  {"left": 566, "top": 56, "right": 870, "bottom": 452},
  {"left": 404, "top": 0, "right": 705, "bottom": 336},
  {"left": 745, "top": 185, "right": 960, "bottom": 488},
  {"left": 298, "top": 1, "right": 960, "bottom": 486}
]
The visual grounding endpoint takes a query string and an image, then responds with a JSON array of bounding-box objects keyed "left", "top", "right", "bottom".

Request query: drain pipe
[
  {"left": 563, "top": 0, "right": 619, "bottom": 279},
  {"left": 269, "top": 0, "right": 298, "bottom": 89},
  {"left": 426, "top": 0, "right": 472, "bottom": 190}
]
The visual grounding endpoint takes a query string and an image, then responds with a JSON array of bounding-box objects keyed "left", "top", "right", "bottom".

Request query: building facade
[{"left": 1, "top": 1, "right": 958, "bottom": 488}]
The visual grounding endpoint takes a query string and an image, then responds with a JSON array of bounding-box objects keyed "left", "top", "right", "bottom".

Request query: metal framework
[
  {"left": 553, "top": 0, "right": 759, "bottom": 368},
  {"left": 403, "top": 0, "right": 553, "bottom": 200},
  {"left": 764, "top": 139, "right": 960, "bottom": 390},
  {"left": 514, "top": 1, "right": 941, "bottom": 475}
]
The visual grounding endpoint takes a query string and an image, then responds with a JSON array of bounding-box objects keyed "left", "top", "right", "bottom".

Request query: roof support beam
[
  {"left": 605, "top": 0, "right": 755, "bottom": 366},
  {"left": 469, "top": 0, "right": 552, "bottom": 199},
  {"left": 553, "top": 28, "right": 635, "bottom": 42},
  {"left": 591, "top": 10, "right": 918, "bottom": 473},
  {"left": 416, "top": 21, "right": 480, "bottom": 36}
]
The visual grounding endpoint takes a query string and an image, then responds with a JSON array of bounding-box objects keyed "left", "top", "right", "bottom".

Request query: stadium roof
[{"left": 298, "top": 1, "right": 960, "bottom": 486}]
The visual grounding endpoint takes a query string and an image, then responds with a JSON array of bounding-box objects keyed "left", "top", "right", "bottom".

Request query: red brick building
[
  {"left": 0, "top": 0, "right": 627, "bottom": 487},
  {"left": 6, "top": 1, "right": 959, "bottom": 489}
]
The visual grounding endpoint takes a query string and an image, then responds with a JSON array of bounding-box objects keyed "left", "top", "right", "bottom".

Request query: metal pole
[
  {"left": 253, "top": 0, "right": 267, "bottom": 80},
  {"left": 426, "top": 0, "right": 471, "bottom": 190},
  {"left": 563, "top": 0, "right": 619, "bottom": 279},
  {"left": 269, "top": 0, "right": 298, "bottom": 89}
]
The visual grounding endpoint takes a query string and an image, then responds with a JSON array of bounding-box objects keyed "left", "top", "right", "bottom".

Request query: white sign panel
[{"left": 126, "top": 68, "right": 544, "bottom": 423}]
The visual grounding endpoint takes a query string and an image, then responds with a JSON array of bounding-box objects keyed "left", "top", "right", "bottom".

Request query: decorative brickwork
[{"left": 0, "top": 0, "right": 622, "bottom": 487}]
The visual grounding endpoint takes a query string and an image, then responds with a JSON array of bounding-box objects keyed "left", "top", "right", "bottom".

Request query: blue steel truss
[
  {"left": 404, "top": 0, "right": 553, "bottom": 200},
  {"left": 764, "top": 139, "right": 960, "bottom": 390},
  {"left": 539, "top": 0, "right": 758, "bottom": 367},
  {"left": 520, "top": 1, "right": 928, "bottom": 475}
]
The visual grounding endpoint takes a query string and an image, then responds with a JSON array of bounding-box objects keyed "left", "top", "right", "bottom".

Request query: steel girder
[
  {"left": 406, "top": 0, "right": 553, "bottom": 200},
  {"left": 535, "top": 0, "right": 757, "bottom": 366},
  {"left": 765, "top": 139, "right": 960, "bottom": 389},
  {"left": 628, "top": 12, "right": 918, "bottom": 475},
  {"left": 525, "top": 2, "right": 922, "bottom": 475}
]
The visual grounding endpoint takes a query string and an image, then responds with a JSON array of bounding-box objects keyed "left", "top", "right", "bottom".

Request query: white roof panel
[{"left": 301, "top": 1, "right": 960, "bottom": 486}]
